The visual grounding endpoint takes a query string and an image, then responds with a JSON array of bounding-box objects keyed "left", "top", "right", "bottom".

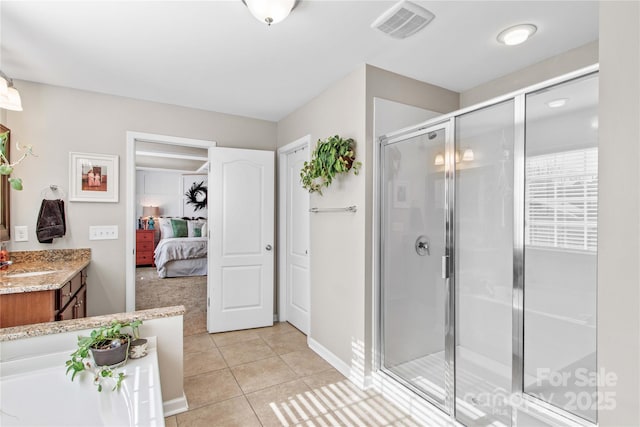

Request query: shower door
[{"left": 380, "top": 124, "right": 453, "bottom": 409}]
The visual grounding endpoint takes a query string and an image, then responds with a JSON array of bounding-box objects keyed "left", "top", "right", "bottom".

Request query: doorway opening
[{"left": 125, "top": 132, "right": 216, "bottom": 337}]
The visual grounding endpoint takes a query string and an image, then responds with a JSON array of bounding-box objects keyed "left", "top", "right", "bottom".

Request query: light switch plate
[
  {"left": 14, "top": 225, "right": 28, "bottom": 242},
  {"left": 89, "top": 225, "right": 118, "bottom": 240}
]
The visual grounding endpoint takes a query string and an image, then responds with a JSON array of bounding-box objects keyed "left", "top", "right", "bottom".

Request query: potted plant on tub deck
[{"left": 65, "top": 320, "right": 142, "bottom": 392}]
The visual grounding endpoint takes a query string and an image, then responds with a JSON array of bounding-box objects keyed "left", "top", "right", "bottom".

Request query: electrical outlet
[
  {"left": 89, "top": 225, "right": 118, "bottom": 240},
  {"left": 14, "top": 226, "right": 28, "bottom": 242}
]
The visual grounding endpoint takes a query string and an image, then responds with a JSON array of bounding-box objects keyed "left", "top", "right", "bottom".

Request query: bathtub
[{"left": 0, "top": 337, "right": 164, "bottom": 426}]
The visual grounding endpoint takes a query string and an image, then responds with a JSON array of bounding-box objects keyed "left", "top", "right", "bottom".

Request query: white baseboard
[
  {"left": 163, "top": 393, "right": 189, "bottom": 417},
  {"left": 307, "top": 337, "right": 371, "bottom": 390}
]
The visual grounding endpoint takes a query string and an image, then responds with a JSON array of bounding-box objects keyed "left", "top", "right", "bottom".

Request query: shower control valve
[{"left": 415, "top": 235, "right": 430, "bottom": 256}]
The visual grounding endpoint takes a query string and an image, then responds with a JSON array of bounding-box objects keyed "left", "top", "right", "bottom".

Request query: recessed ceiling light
[
  {"left": 497, "top": 24, "right": 537, "bottom": 46},
  {"left": 547, "top": 98, "right": 568, "bottom": 108}
]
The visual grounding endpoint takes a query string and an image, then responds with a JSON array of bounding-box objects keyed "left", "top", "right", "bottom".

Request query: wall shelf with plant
[{"left": 300, "top": 135, "right": 362, "bottom": 195}]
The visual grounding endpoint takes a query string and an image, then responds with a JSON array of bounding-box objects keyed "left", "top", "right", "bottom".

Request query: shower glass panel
[
  {"left": 523, "top": 74, "right": 598, "bottom": 423},
  {"left": 454, "top": 101, "right": 515, "bottom": 427},
  {"left": 382, "top": 127, "right": 448, "bottom": 407}
]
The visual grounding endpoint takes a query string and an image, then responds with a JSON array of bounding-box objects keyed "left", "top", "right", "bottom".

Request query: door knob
[{"left": 266, "top": 244, "right": 272, "bottom": 251}]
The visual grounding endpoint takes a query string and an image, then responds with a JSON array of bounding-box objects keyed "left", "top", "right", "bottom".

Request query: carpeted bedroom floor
[{"left": 135, "top": 267, "right": 207, "bottom": 336}]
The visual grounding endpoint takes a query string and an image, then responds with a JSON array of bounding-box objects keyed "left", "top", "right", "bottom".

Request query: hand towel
[{"left": 36, "top": 199, "right": 66, "bottom": 243}]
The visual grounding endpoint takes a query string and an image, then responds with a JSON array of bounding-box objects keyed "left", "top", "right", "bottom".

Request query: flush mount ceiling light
[
  {"left": 0, "top": 70, "right": 23, "bottom": 111},
  {"left": 547, "top": 98, "right": 568, "bottom": 108},
  {"left": 243, "top": 0, "right": 298, "bottom": 26},
  {"left": 497, "top": 23, "right": 537, "bottom": 46}
]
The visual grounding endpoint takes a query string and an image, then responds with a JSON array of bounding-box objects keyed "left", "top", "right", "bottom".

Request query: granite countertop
[
  {"left": 0, "top": 249, "right": 91, "bottom": 295},
  {"left": 0, "top": 305, "right": 186, "bottom": 341}
]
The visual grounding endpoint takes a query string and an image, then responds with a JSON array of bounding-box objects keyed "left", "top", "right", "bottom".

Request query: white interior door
[
  {"left": 284, "top": 146, "right": 310, "bottom": 334},
  {"left": 208, "top": 147, "right": 274, "bottom": 333}
]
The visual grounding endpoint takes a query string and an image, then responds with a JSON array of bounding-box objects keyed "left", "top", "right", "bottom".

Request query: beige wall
[
  {"left": 460, "top": 41, "right": 599, "bottom": 108},
  {"left": 598, "top": 2, "right": 640, "bottom": 425},
  {"left": 5, "top": 81, "right": 277, "bottom": 316},
  {"left": 277, "top": 64, "right": 458, "bottom": 380},
  {"left": 278, "top": 66, "right": 368, "bottom": 371}
]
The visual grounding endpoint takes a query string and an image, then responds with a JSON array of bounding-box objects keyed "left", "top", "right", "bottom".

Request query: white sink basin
[{"left": 4, "top": 270, "right": 61, "bottom": 278}]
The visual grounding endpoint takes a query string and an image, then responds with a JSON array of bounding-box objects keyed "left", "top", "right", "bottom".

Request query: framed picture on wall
[
  {"left": 181, "top": 174, "right": 208, "bottom": 218},
  {"left": 69, "top": 152, "right": 119, "bottom": 202}
]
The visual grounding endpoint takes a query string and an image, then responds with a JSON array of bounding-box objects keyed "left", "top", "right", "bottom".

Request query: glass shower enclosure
[{"left": 378, "top": 67, "right": 599, "bottom": 427}]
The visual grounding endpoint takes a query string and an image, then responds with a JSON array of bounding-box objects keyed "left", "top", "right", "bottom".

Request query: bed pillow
[
  {"left": 158, "top": 217, "right": 174, "bottom": 239},
  {"left": 201, "top": 222, "right": 208, "bottom": 237},
  {"left": 170, "top": 218, "right": 188, "bottom": 238},
  {"left": 188, "top": 219, "right": 206, "bottom": 238}
]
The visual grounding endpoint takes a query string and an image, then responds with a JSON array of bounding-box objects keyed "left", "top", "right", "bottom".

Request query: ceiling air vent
[{"left": 371, "top": 0, "right": 435, "bottom": 39}]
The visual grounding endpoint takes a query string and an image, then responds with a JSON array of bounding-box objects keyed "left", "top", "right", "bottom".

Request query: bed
[{"left": 154, "top": 217, "right": 208, "bottom": 278}]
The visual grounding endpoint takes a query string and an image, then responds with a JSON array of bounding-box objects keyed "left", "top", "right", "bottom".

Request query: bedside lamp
[{"left": 142, "top": 206, "right": 160, "bottom": 230}]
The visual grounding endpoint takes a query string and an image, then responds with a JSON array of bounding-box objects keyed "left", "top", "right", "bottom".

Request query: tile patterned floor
[{"left": 167, "top": 322, "right": 423, "bottom": 427}]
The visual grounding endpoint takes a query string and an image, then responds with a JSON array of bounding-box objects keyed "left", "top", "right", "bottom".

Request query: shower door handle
[{"left": 441, "top": 255, "right": 449, "bottom": 279}]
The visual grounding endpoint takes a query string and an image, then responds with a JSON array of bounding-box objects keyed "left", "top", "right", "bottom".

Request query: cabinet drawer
[
  {"left": 70, "top": 272, "right": 82, "bottom": 295},
  {"left": 56, "top": 271, "right": 83, "bottom": 310},
  {"left": 138, "top": 241, "right": 154, "bottom": 252},
  {"left": 56, "top": 281, "right": 73, "bottom": 310},
  {"left": 136, "top": 253, "right": 154, "bottom": 264},
  {"left": 137, "top": 231, "right": 154, "bottom": 242}
]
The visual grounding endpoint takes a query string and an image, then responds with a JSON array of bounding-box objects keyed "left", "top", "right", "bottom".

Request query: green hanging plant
[
  {"left": 300, "top": 135, "right": 362, "bottom": 195},
  {"left": 0, "top": 128, "right": 34, "bottom": 191}
]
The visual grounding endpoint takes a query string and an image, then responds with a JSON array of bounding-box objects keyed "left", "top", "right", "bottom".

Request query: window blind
[{"left": 525, "top": 147, "right": 598, "bottom": 252}]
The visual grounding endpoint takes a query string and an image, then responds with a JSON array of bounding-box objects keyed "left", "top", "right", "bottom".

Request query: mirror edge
[{"left": 0, "top": 123, "right": 10, "bottom": 241}]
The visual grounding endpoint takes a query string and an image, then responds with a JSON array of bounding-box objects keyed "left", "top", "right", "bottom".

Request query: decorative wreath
[{"left": 185, "top": 181, "right": 208, "bottom": 211}]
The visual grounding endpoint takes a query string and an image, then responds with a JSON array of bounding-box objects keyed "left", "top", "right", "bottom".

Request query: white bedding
[{"left": 154, "top": 237, "right": 207, "bottom": 278}]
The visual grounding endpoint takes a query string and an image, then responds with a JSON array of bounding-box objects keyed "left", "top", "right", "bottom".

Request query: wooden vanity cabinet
[
  {"left": 58, "top": 285, "right": 87, "bottom": 321},
  {"left": 0, "top": 267, "right": 88, "bottom": 328}
]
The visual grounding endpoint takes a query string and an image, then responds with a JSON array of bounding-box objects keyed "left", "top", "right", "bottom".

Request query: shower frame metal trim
[
  {"left": 512, "top": 93, "right": 526, "bottom": 427},
  {"left": 443, "top": 118, "right": 456, "bottom": 418}
]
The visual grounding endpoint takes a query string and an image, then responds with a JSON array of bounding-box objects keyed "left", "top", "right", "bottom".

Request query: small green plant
[
  {"left": 0, "top": 129, "right": 34, "bottom": 191},
  {"left": 300, "top": 135, "right": 362, "bottom": 195},
  {"left": 65, "top": 320, "right": 142, "bottom": 392}
]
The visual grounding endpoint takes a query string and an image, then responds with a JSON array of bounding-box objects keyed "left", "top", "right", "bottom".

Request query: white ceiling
[{"left": 0, "top": 1, "right": 598, "bottom": 122}]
